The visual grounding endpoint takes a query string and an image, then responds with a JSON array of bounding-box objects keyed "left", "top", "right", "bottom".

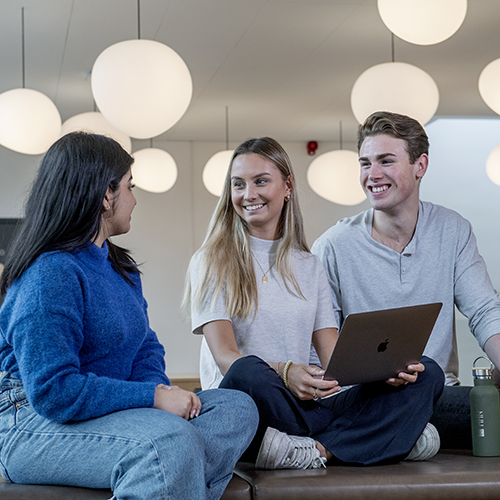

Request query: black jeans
[
  {"left": 430, "top": 385, "right": 474, "bottom": 449},
  {"left": 220, "top": 355, "right": 444, "bottom": 465}
]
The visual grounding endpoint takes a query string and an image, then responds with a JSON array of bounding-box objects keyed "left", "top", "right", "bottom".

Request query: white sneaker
[
  {"left": 405, "top": 422, "right": 440, "bottom": 461},
  {"left": 256, "top": 427, "right": 327, "bottom": 469}
]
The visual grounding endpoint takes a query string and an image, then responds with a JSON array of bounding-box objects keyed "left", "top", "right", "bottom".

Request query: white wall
[
  {"left": 423, "top": 118, "right": 500, "bottom": 384},
  {"left": 1, "top": 118, "right": 499, "bottom": 385}
]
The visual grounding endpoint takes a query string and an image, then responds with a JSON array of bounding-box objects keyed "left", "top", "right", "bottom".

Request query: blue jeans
[{"left": 0, "top": 372, "right": 258, "bottom": 500}]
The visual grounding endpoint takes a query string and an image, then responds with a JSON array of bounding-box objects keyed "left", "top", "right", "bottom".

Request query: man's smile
[{"left": 369, "top": 184, "right": 390, "bottom": 194}]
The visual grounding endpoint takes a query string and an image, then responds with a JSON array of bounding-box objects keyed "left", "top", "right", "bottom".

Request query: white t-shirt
[{"left": 190, "top": 235, "right": 337, "bottom": 390}]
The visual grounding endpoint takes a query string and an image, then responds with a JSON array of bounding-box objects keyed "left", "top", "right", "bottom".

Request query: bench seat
[
  {"left": 1, "top": 450, "right": 499, "bottom": 499},
  {"left": 0, "top": 472, "right": 251, "bottom": 499},
  {"left": 233, "top": 449, "right": 500, "bottom": 500}
]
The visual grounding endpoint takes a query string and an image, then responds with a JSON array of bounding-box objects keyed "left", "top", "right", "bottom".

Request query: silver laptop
[{"left": 323, "top": 303, "right": 442, "bottom": 386}]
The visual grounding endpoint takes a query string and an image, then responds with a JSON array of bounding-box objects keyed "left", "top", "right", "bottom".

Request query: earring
[
  {"left": 284, "top": 195, "right": 291, "bottom": 202},
  {"left": 105, "top": 205, "right": 110, "bottom": 211}
]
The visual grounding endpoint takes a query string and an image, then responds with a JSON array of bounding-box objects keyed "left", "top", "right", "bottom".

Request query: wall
[
  {"left": 1, "top": 118, "right": 499, "bottom": 385},
  {"left": 423, "top": 118, "right": 500, "bottom": 384}
]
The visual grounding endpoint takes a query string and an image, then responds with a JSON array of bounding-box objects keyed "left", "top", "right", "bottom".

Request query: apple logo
[{"left": 377, "top": 338, "right": 389, "bottom": 353}]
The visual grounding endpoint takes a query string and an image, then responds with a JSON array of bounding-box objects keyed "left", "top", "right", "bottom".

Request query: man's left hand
[{"left": 386, "top": 362, "right": 425, "bottom": 387}]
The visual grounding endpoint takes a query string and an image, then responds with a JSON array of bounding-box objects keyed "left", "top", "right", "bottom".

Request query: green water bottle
[{"left": 470, "top": 357, "right": 500, "bottom": 456}]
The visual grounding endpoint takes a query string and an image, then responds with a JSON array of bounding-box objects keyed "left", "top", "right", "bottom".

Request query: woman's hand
[
  {"left": 386, "top": 362, "right": 425, "bottom": 387},
  {"left": 153, "top": 384, "right": 202, "bottom": 420},
  {"left": 286, "top": 363, "right": 341, "bottom": 400}
]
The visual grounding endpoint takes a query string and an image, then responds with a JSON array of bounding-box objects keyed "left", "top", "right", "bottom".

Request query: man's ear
[{"left": 415, "top": 154, "right": 429, "bottom": 180}]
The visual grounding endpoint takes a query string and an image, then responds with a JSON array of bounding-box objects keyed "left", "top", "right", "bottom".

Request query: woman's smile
[
  {"left": 244, "top": 203, "right": 265, "bottom": 212},
  {"left": 231, "top": 153, "right": 291, "bottom": 240}
]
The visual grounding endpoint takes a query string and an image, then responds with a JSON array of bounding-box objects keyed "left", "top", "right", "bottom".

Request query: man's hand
[
  {"left": 386, "top": 362, "right": 425, "bottom": 387},
  {"left": 154, "top": 384, "right": 202, "bottom": 420}
]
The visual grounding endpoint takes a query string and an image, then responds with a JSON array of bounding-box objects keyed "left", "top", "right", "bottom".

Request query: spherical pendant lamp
[
  {"left": 203, "top": 150, "right": 234, "bottom": 197},
  {"left": 61, "top": 111, "right": 132, "bottom": 152},
  {"left": 479, "top": 58, "right": 500, "bottom": 116},
  {"left": 91, "top": 39, "right": 193, "bottom": 139},
  {"left": 378, "top": 0, "right": 467, "bottom": 46},
  {"left": 486, "top": 144, "right": 500, "bottom": 186},
  {"left": 307, "top": 150, "right": 366, "bottom": 206},
  {"left": 0, "top": 88, "right": 61, "bottom": 155},
  {"left": 351, "top": 62, "right": 439, "bottom": 125},
  {"left": 132, "top": 147, "right": 178, "bottom": 193}
]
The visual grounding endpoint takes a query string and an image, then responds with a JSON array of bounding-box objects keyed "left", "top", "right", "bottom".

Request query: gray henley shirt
[{"left": 311, "top": 200, "right": 500, "bottom": 385}]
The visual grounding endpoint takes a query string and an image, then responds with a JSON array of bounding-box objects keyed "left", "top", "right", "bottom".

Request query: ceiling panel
[{"left": 0, "top": 0, "right": 498, "bottom": 145}]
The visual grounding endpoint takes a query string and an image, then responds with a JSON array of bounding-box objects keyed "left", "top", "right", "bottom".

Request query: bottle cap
[{"left": 472, "top": 356, "right": 494, "bottom": 379}]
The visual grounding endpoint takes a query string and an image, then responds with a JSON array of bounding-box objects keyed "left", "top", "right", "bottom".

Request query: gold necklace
[{"left": 252, "top": 251, "right": 276, "bottom": 283}]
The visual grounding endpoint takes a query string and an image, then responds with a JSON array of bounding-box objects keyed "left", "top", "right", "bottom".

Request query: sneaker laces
[{"left": 283, "top": 435, "right": 327, "bottom": 469}]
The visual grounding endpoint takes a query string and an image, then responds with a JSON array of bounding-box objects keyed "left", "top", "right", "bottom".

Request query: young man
[
  {"left": 312, "top": 113, "right": 500, "bottom": 448},
  {"left": 312, "top": 111, "right": 500, "bottom": 388}
]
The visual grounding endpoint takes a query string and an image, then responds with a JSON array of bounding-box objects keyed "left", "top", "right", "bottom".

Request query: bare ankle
[{"left": 315, "top": 441, "right": 333, "bottom": 460}]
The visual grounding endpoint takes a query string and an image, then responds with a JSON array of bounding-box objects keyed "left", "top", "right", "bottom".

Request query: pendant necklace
[{"left": 252, "top": 251, "right": 276, "bottom": 283}]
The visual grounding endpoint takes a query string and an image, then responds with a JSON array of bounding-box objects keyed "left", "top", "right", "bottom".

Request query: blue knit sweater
[{"left": 0, "top": 242, "right": 170, "bottom": 423}]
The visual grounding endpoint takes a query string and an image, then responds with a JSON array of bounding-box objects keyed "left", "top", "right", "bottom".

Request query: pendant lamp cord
[
  {"left": 391, "top": 33, "right": 395, "bottom": 63},
  {"left": 137, "top": 0, "right": 141, "bottom": 40},
  {"left": 21, "top": 7, "right": 25, "bottom": 88},
  {"left": 339, "top": 120, "right": 343, "bottom": 150}
]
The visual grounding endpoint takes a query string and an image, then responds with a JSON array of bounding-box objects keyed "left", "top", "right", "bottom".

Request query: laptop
[{"left": 323, "top": 302, "right": 442, "bottom": 386}]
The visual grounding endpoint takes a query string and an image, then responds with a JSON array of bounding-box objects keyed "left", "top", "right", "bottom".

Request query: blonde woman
[{"left": 185, "top": 137, "right": 444, "bottom": 469}]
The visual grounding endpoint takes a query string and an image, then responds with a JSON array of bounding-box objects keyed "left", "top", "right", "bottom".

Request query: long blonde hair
[{"left": 184, "top": 137, "right": 309, "bottom": 320}]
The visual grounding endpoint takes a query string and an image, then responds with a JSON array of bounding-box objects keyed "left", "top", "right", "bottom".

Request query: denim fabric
[
  {"left": 0, "top": 372, "right": 258, "bottom": 500},
  {"left": 221, "top": 355, "right": 444, "bottom": 465}
]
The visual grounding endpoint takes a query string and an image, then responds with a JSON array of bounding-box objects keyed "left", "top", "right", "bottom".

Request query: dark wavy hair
[
  {"left": 0, "top": 132, "right": 137, "bottom": 295},
  {"left": 357, "top": 111, "right": 429, "bottom": 164}
]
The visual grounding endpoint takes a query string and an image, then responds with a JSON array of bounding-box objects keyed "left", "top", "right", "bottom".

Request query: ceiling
[{"left": 1, "top": 0, "right": 500, "bottom": 147}]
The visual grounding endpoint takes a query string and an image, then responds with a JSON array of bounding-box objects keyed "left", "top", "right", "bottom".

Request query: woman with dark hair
[
  {"left": 0, "top": 132, "right": 258, "bottom": 500},
  {"left": 185, "top": 136, "right": 444, "bottom": 470}
]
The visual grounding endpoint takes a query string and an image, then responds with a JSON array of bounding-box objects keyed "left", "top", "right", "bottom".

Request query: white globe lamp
[
  {"left": 351, "top": 62, "right": 439, "bottom": 125},
  {"left": 132, "top": 148, "right": 178, "bottom": 193},
  {"left": 377, "top": 0, "right": 467, "bottom": 46},
  {"left": 479, "top": 58, "right": 500, "bottom": 116},
  {"left": 61, "top": 112, "right": 132, "bottom": 152},
  {"left": 203, "top": 150, "right": 234, "bottom": 197},
  {"left": 91, "top": 39, "right": 193, "bottom": 139},
  {"left": 307, "top": 150, "right": 366, "bottom": 206},
  {"left": 0, "top": 88, "right": 61, "bottom": 155},
  {"left": 486, "top": 144, "right": 500, "bottom": 186}
]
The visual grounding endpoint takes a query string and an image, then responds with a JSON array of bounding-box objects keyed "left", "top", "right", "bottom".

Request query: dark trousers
[
  {"left": 430, "top": 385, "right": 474, "bottom": 449},
  {"left": 220, "top": 355, "right": 444, "bottom": 465}
]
